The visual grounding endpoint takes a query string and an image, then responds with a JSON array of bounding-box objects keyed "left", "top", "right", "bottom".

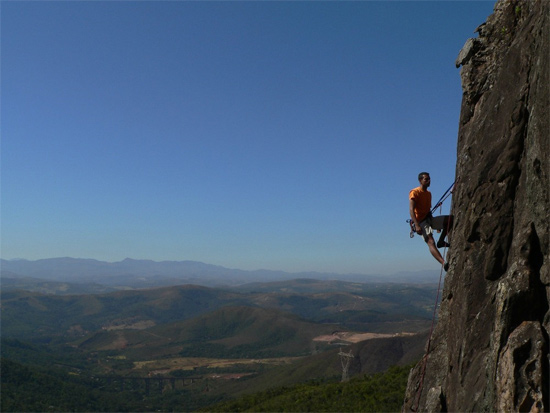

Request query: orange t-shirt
[{"left": 409, "top": 186, "right": 432, "bottom": 222}]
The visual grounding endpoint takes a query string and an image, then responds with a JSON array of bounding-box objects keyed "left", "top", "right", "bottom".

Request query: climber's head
[{"left": 418, "top": 172, "right": 431, "bottom": 188}]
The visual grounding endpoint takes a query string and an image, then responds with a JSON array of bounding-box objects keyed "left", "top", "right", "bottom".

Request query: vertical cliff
[{"left": 403, "top": 1, "right": 549, "bottom": 411}]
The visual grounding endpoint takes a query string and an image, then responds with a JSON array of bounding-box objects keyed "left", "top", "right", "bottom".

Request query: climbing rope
[
  {"left": 411, "top": 199, "right": 455, "bottom": 412},
  {"left": 430, "top": 180, "right": 456, "bottom": 215},
  {"left": 412, "top": 251, "right": 446, "bottom": 411}
]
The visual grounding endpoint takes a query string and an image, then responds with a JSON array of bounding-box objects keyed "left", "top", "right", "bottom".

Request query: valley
[{"left": 1, "top": 267, "right": 438, "bottom": 411}]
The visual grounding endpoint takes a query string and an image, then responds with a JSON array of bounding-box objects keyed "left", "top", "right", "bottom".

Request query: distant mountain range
[{"left": 1, "top": 257, "right": 440, "bottom": 291}]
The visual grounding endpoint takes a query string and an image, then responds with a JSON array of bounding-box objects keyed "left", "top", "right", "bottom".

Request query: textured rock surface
[{"left": 403, "top": 1, "right": 549, "bottom": 411}]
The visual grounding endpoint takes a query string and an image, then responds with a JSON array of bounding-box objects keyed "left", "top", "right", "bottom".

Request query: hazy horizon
[{"left": 1, "top": 255, "right": 443, "bottom": 277}]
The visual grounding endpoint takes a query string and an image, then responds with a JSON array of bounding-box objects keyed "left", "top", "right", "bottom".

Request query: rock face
[{"left": 403, "top": 1, "right": 549, "bottom": 411}]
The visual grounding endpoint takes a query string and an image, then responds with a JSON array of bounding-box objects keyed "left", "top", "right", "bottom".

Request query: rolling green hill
[
  {"left": 1, "top": 281, "right": 436, "bottom": 344},
  {"left": 0, "top": 286, "right": 246, "bottom": 341},
  {"left": 78, "top": 305, "right": 338, "bottom": 359},
  {"left": 0, "top": 274, "right": 117, "bottom": 295}
]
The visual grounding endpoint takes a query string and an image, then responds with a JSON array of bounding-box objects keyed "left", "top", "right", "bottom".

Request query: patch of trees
[
  {"left": 1, "top": 358, "right": 136, "bottom": 412},
  {"left": 203, "top": 364, "right": 412, "bottom": 412}
]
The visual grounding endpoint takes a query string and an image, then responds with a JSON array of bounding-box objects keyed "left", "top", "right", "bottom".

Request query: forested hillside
[
  {"left": 204, "top": 364, "right": 411, "bottom": 412},
  {"left": 1, "top": 356, "right": 413, "bottom": 412}
]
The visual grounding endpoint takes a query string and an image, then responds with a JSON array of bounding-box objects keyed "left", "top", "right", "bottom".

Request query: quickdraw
[{"left": 407, "top": 219, "right": 416, "bottom": 238}]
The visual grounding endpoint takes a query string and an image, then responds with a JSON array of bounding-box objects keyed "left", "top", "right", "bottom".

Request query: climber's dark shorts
[{"left": 419, "top": 215, "right": 449, "bottom": 242}]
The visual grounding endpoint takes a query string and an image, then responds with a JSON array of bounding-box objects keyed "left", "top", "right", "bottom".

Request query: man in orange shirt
[{"left": 409, "top": 172, "right": 452, "bottom": 271}]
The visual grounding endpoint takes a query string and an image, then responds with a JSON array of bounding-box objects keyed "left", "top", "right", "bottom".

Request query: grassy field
[{"left": 133, "top": 356, "right": 302, "bottom": 373}]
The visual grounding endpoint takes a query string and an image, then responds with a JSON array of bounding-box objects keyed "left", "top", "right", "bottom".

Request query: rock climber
[{"left": 409, "top": 172, "right": 452, "bottom": 271}]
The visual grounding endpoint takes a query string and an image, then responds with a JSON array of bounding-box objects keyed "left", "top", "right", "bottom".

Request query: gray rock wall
[{"left": 403, "top": 1, "right": 549, "bottom": 411}]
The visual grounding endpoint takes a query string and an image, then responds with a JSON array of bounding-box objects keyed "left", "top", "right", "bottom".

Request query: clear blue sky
[{"left": 1, "top": 1, "right": 495, "bottom": 275}]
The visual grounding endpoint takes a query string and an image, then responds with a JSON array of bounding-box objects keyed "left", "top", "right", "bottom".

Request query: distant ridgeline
[
  {"left": 0, "top": 257, "right": 441, "bottom": 291},
  {"left": 403, "top": 0, "right": 549, "bottom": 411}
]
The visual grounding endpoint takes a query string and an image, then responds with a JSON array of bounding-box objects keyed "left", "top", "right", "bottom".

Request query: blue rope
[{"left": 430, "top": 181, "right": 456, "bottom": 214}]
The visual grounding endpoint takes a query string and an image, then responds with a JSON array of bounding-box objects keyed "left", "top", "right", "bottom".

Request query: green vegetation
[
  {"left": 1, "top": 355, "right": 412, "bottom": 412},
  {"left": 1, "top": 282, "right": 435, "bottom": 343},
  {"left": 77, "top": 306, "right": 337, "bottom": 361},
  {"left": 1, "top": 280, "right": 431, "bottom": 412},
  {"left": 204, "top": 364, "right": 412, "bottom": 412},
  {"left": 0, "top": 287, "right": 246, "bottom": 341},
  {"left": 0, "top": 357, "right": 225, "bottom": 412},
  {"left": 1, "top": 358, "right": 131, "bottom": 412}
]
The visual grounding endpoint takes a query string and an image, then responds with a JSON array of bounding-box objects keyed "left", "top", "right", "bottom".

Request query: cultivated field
[{"left": 133, "top": 356, "right": 301, "bottom": 374}]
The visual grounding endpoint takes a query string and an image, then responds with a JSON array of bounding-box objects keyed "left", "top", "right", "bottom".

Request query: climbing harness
[{"left": 407, "top": 179, "right": 457, "bottom": 238}]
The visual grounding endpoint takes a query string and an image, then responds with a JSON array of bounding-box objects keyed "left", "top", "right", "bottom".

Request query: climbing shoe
[
  {"left": 444, "top": 262, "right": 450, "bottom": 272},
  {"left": 437, "top": 240, "right": 450, "bottom": 248}
]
